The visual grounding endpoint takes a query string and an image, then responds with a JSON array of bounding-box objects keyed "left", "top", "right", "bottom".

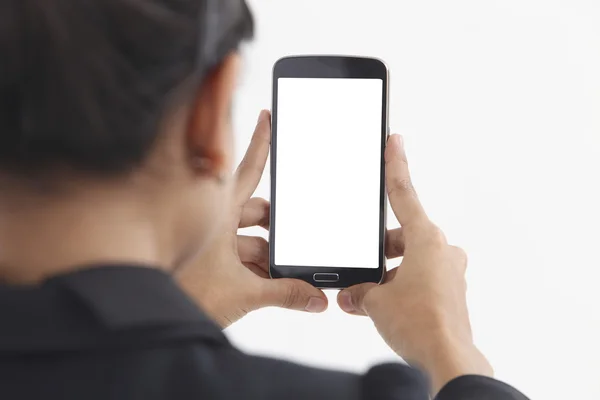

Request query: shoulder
[{"left": 116, "top": 342, "right": 428, "bottom": 400}]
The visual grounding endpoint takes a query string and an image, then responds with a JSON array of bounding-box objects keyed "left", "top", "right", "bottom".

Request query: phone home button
[{"left": 313, "top": 273, "right": 340, "bottom": 283}]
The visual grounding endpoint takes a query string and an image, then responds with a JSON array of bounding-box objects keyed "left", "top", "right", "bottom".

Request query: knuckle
[
  {"left": 418, "top": 224, "right": 446, "bottom": 247},
  {"left": 455, "top": 246, "right": 468, "bottom": 262},
  {"left": 362, "top": 288, "right": 378, "bottom": 312},
  {"left": 356, "top": 284, "right": 380, "bottom": 313},
  {"left": 253, "top": 237, "right": 269, "bottom": 264},
  {"left": 385, "top": 229, "right": 403, "bottom": 255},
  {"left": 449, "top": 245, "right": 468, "bottom": 271},
  {"left": 432, "top": 227, "right": 447, "bottom": 245},
  {"left": 450, "top": 245, "right": 467, "bottom": 259},
  {"left": 281, "top": 281, "right": 302, "bottom": 309},
  {"left": 258, "top": 197, "right": 270, "bottom": 209},
  {"left": 390, "top": 237, "right": 405, "bottom": 257},
  {"left": 388, "top": 175, "right": 415, "bottom": 197},
  {"left": 259, "top": 199, "right": 270, "bottom": 227}
]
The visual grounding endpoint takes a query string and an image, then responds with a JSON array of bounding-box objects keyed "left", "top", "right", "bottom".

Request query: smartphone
[{"left": 269, "top": 55, "right": 389, "bottom": 289}]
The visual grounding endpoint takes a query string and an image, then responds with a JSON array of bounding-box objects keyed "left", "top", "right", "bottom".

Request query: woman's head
[{"left": 0, "top": 0, "right": 253, "bottom": 271}]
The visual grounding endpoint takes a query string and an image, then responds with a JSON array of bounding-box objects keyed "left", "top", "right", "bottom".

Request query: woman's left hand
[{"left": 176, "top": 110, "right": 328, "bottom": 328}]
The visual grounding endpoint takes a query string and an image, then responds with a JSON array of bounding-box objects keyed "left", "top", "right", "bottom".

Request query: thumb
[
  {"left": 261, "top": 279, "right": 328, "bottom": 313},
  {"left": 337, "top": 283, "right": 378, "bottom": 316}
]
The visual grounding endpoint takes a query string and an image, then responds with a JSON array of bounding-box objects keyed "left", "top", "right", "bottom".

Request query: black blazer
[{"left": 0, "top": 266, "right": 528, "bottom": 400}]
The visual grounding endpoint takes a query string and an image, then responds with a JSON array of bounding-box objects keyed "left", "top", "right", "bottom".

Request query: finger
[
  {"left": 337, "top": 283, "right": 379, "bottom": 316},
  {"left": 386, "top": 134, "right": 428, "bottom": 227},
  {"left": 383, "top": 266, "right": 398, "bottom": 283},
  {"left": 448, "top": 245, "right": 468, "bottom": 273},
  {"left": 261, "top": 279, "right": 328, "bottom": 313},
  {"left": 385, "top": 227, "right": 405, "bottom": 259},
  {"left": 242, "top": 262, "right": 270, "bottom": 279},
  {"left": 237, "top": 236, "right": 269, "bottom": 272},
  {"left": 239, "top": 198, "right": 270, "bottom": 229},
  {"left": 234, "top": 110, "right": 271, "bottom": 205}
]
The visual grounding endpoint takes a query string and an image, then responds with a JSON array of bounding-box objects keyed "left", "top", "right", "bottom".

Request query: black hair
[{"left": 0, "top": 0, "right": 253, "bottom": 177}]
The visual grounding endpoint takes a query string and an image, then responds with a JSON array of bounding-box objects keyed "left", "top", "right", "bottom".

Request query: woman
[{"left": 0, "top": 0, "right": 528, "bottom": 399}]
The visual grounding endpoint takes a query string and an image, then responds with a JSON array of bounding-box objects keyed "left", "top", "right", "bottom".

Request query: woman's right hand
[{"left": 337, "top": 134, "right": 493, "bottom": 395}]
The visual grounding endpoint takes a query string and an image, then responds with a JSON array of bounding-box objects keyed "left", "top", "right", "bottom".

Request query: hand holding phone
[
  {"left": 177, "top": 111, "right": 329, "bottom": 328},
  {"left": 337, "top": 135, "right": 494, "bottom": 395}
]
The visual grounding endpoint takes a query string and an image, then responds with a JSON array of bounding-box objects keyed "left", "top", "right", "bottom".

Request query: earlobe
[{"left": 186, "top": 53, "right": 240, "bottom": 181}]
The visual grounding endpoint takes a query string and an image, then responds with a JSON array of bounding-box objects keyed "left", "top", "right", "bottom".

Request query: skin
[
  {"left": 337, "top": 134, "right": 493, "bottom": 394},
  {"left": 0, "top": 52, "right": 492, "bottom": 396}
]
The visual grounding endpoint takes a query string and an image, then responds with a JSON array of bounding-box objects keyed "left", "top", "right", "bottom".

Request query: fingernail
[
  {"left": 257, "top": 110, "right": 268, "bottom": 124},
  {"left": 305, "top": 297, "right": 327, "bottom": 313},
  {"left": 338, "top": 291, "right": 355, "bottom": 313}
]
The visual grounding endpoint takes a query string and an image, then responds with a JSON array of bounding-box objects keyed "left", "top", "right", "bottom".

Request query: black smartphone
[{"left": 269, "top": 55, "right": 389, "bottom": 289}]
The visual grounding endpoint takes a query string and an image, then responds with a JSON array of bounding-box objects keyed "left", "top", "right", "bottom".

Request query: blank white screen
[{"left": 274, "top": 78, "right": 383, "bottom": 268}]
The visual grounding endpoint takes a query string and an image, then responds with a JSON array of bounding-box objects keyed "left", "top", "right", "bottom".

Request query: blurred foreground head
[{"left": 0, "top": 0, "right": 253, "bottom": 277}]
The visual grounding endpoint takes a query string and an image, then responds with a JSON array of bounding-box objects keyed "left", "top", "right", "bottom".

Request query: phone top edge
[
  {"left": 273, "top": 54, "right": 387, "bottom": 62},
  {"left": 273, "top": 55, "right": 387, "bottom": 66},
  {"left": 273, "top": 56, "right": 388, "bottom": 81}
]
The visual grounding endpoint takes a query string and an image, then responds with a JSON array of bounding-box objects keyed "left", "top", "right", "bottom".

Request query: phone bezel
[{"left": 269, "top": 55, "right": 388, "bottom": 289}]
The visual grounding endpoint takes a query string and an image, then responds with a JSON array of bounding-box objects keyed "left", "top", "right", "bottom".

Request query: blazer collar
[{"left": 0, "top": 266, "right": 226, "bottom": 353}]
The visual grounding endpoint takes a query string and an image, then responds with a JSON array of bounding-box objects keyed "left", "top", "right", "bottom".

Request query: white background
[
  {"left": 228, "top": 1, "right": 600, "bottom": 399},
  {"left": 274, "top": 78, "right": 382, "bottom": 269}
]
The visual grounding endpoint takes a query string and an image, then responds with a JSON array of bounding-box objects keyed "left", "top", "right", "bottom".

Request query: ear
[{"left": 186, "top": 53, "right": 240, "bottom": 177}]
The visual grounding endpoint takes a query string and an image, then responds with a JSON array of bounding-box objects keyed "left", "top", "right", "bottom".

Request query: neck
[{"left": 0, "top": 183, "right": 172, "bottom": 285}]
